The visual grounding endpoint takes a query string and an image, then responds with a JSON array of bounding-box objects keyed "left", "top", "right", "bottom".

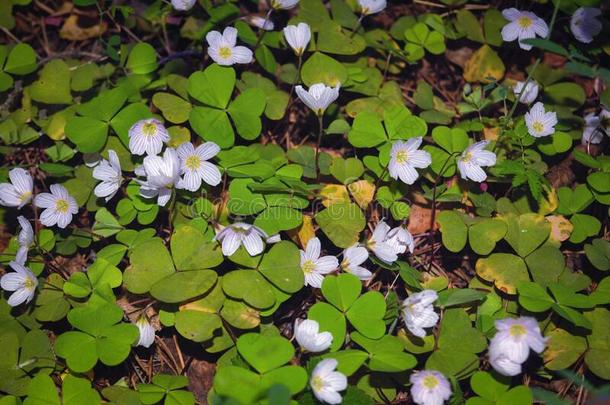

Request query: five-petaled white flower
[
  {"left": 249, "top": 16, "right": 274, "bottom": 31},
  {"left": 206, "top": 26, "right": 253, "bottom": 66},
  {"left": 270, "top": 0, "right": 299, "bottom": 10},
  {"left": 310, "top": 359, "right": 347, "bottom": 405},
  {"left": 128, "top": 118, "right": 170, "bottom": 156},
  {"left": 386, "top": 226, "right": 415, "bottom": 255},
  {"left": 457, "top": 141, "right": 497, "bottom": 183},
  {"left": 171, "top": 0, "right": 196, "bottom": 11},
  {"left": 525, "top": 102, "right": 557, "bottom": 138},
  {"left": 295, "top": 83, "right": 340, "bottom": 116},
  {"left": 34, "top": 184, "right": 78, "bottom": 228},
  {"left": 93, "top": 150, "right": 122, "bottom": 202},
  {"left": 294, "top": 319, "right": 333, "bottom": 352},
  {"left": 366, "top": 221, "right": 398, "bottom": 264},
  {"left": 388, "top": 138, "right": 432, "bottom": 185},
  {"left": 1, "top": 261, "right": 38, "bottom": 307},
  {"left": 340, "top": 245, "right": 372, "bottom": 280},
  {"left": 214, "top": 222, "right": 268, "bottom": 257},
  {"left": 501, "top": 9, "right": 549, "bottom": 50},
  {"left": 488, "top": 316, "right": 547, "bottom": 377},
  {"left": 570, "top": 7, "right": 602, "bottom": 44},
  {"left": 283, "top": 23, "right": 311, "bottom": 56},
  {"left": 16, "top": 216, "right": 34, "bottom": 265},
  {"left": 513, "top": 80, "right": 539, "bottom": 104},
  {"left": 0, "top": 168, "right": 33, "bottom": 209},
  {"left": 358, "top": 0, "right": 386, "bottom": 15},
  {"left": 300, "top": 237, "right": 339, "bottom": 288},
  {"left": 176, "top": 142, "right": 222, "bottom": 192},
  {"left": 138, "top": 148, "right": 181, "bottom": 207},
  {"left": 402, "top": 290, "right": 439, "bottom": 338},
  {"left": 410, "top": 370, "right": 452, "bottom": 405},
  {"left": 135, "top": 316, "right": 155, "bottom": 348},
  {"left": 581, "top": 112, "right": 605, "bottom": 145}
]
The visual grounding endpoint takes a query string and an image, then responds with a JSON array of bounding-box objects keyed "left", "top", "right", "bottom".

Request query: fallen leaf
[
  {"left": 463, "top": 45, "right": 505, "bottom": 83},
  {"left": 60, "top": 15, "right": 107, "bottom": 41}
]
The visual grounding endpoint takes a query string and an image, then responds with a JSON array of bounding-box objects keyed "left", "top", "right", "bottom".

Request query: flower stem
[
  {"left": 349, "top": 15, "right": 364, "bottom": 38},
  {"left": 287, "top": 54, "right": 303, "bottom": 104},
  {"left": 253, "top": 9, "right": 274, "bottom": 53},
  {"left": 315, "top": 114, "right": 324, "bottom": 181}
]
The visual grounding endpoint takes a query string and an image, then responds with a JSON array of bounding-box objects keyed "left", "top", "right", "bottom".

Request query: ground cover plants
[{"left": 0, "top": 0, "right": 609, "bottom": 404}]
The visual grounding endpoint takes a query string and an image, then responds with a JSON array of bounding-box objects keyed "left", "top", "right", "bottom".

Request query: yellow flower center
[
  {"left": 518, "top": 16, "right": 533, "bottom": 28},
  {"left": 341, "top": 259, "right": 350, "bottom": 271},
  {"left": 532, "top": 121, "right": 544, "bottom": 133},
  {"left": 142, "top": 122, "right": 157, "bottom": 137},
  {"left": 231, "top": 226, "right": 248, "bottom": 234},
  {"left": 509, "top": 324, "right": 527, "bottom": 337},
  {"left": 423, "top": 375, "right": 439, "bottom": 389},
  {"left": 20, "top": 191, "right": 32, "bottom": 202},
  {"left": 311, "top": 376, "right": 325, "bottom": 391},
  {"left": 461, "top": 152, "right": 473, "bottom": 163},
  {"left": 302, "top": 260, "right": 316, "bottom": 274},
  {"left": 185, "top": 155, "right": 201, "bottom": 170},
  {"left": 219, "top": 47, "right": 233, "bottom": 59},
  {"left": 55, "top": 199, "right": 69, "bottom": 213},
  {"left": 395, "top": 149, "right": 409, "bottom": 164},
  {"left": 24, "top": 277, "right": 36, "bottom": 289}
]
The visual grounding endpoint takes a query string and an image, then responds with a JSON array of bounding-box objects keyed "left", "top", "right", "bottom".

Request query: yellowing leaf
[
  {"left": 287, "top": 214, "right": 315, "bottom": 248},
  {"left": 463, "top": 45, "right": 505, "bottom": 83},
  {"left": 348, "top": 180, "right": 375, "bottom": 209},
  {"left": 546, "top": 215, "right": 573, "bottom": 243},
  {"left": 319, "top": 184, "right": 350, "bottom": 207}
]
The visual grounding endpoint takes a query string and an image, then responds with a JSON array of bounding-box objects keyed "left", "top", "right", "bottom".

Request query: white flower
[
  {"left": 270, "top": 0, "right": 299, "bottom": 10},
  {"left": 176, "top": 142, "right": 222, "bottom": 192},
  {"left": 93, "top": 150, "right": 122, "bottom": 202},
  {"left": 16, "top": 216, "right": 34, "bottom": 265},
  {"left": 489, "top": 354, "right": 523, "bottom": 377},
  {"left": 0, "top": 168, "right": 33, "bottom": 208},
  {"left": 267, "top": 234, "right": 282, "bottom": 244},
  {"left": 283, "top": 23, "right": 311, "bottom": 56},
  {"left": 525, "top": 102, "right": 557, "bottom": 138},
  {"left": 570, "top": 7, "right": 602, "bottom": 44},
  {"left": 1, "top": 261, "right": 38, "bottom": 307},
  {"left": 410, "top": 370, "right": 452, "bottom": 405},
  {"left": 34, "top": 184, "right": 78, "bottom": 229},
  {"left": 402, "top": 290, "right": 439, "bottom": 338},
  {"left": 138, "top": 148, "right": 181, "bottom": 207},
  {"left": 295, "top": 83, "right": 340, "bottom": 116},
  {"left": 488, "top": 316, "right": 547, "bottom": 377},
  {"left": 249, "top": 16, "right": 274, "bottom": 31},
  {"left": 299, "top": 237, "right": 338, "bottom": 288},
  {"left": 171, "top": 0, "right": 196, "bottom": 11},
  {"left": 128, "top": 118, "right": 170, "bottom": 156},
  {"left": 386, "top": 226, "right": 415, "bottom": 255},
  {"left": 366, "top": 221, "right": 397, "bottom": 264},
  {"left": 457, "top": 141, "right": 497, "bottom": 183},
  {"left": 206, "top": 26, "right": 253, "bottom": 66},
  {"left": 340, "top": 245, "right": 372, "bottom": 280},
  {"left": 581, "top": 113, "right": 605, "bottom": 145},
  {"left": 214, "top": 222, "right": 268, "bottom": 257},
  {"left": 135, "top": 317, "right": 155, "bottom": 348},
  {"left": 83, "top": 153, "right": 102, "bottom": 168},
  {"left": 310, "top": 359, "right": 347, "bottom": 405},
  {"left": 501, "top": 9, "right": 549, "bottom": 50},
  {"left": 358, "top": 0, "right": 386, "bottom": 15},
  {"left": 294, "top": 319, "right": 333, "bottom": 352},
  {"left": 388, "top": 138, "right": 432, "bottom": 185},
  {"left": 513, "top": 80, "right": 539, "bottom": 104}
]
